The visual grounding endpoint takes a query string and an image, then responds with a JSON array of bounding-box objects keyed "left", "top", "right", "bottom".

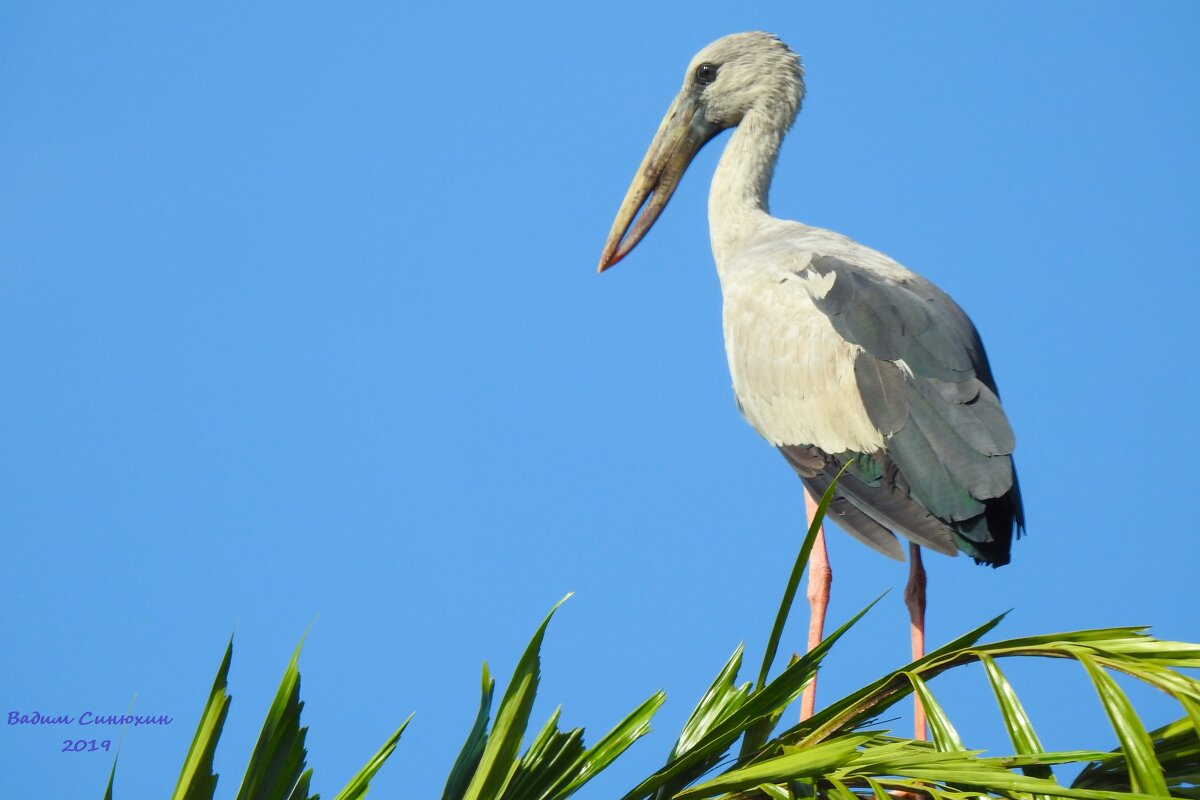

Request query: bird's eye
[{"left": 695, "top": 63, "right": 718, "bottom": 85}]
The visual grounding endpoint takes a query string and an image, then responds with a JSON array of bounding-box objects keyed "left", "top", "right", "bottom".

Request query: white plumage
[
  {"left": 599, "top": 29, "right": 1024, "bottom": 738},
  {"left": 600, "top": 31, "right": 1022, "bottom": 569},
  {"left": 722, "top": 234, "right": 889, "bottom": 454}
]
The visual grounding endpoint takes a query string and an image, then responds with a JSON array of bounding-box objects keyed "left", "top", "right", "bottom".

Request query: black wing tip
[{"left": 954, "top": 488, "right": 1024, "bottom": 567}]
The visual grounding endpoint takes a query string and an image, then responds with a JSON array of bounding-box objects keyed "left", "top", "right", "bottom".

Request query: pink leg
[
  {"left": 905, "top": 542, "right": 927, "bottom": 741},
  {"left": 799, "top": 489, "right": 831, "bottom": 721}
]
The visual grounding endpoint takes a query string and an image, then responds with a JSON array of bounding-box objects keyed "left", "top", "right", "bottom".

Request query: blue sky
[{"left": 2, "top": 2, "right": 1198, "bottom": 797}]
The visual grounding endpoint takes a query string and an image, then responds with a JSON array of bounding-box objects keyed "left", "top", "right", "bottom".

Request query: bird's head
[
  {"left": 685, "top": 32, "right": 805, "bottom": 130},
  {"left": 599, "top": 32, "right": 804, "bottom": 271}
]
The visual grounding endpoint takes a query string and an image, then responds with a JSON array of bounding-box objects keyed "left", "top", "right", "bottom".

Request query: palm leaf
[
  {"left": 332, "top": 714, "right": 412, "bottom": 800},
  {"left": 444, "top": 665, "right": 497, "bottom": 800},
  {"left": 756, "top": 470, "right": 846, "bottom": 691},
  {"left": 693, "top": 734, "right": 1151, "bottom": 800},
  {"left": 235, "top": 639, "right": 313, "bottom": 800},
  {"left": 445, "top": 594, "right": 662, "bottom": 800},
  {"left": 682, "top": 624, "right": 1200, "bottom": 800},
  {"left": 462, "top": 595, "right": 570, "bottom": 800},
  {"left": 107, "top": 635, "right": 408, "bottom": 799},
  {"left": 645, "top": 646, "right": 753, "bottom": 800},
  {"left": 785, "top": 612, "right": 1009, "bottom": 748},
  {"left": 625, "top": 596, "right": 879, "bottom": 800},
  {"left": 679, "top": 646, "right": 753, "bottom": 760},
  {"left": 673, "top": 734, "right": 874, "bottom": 799},
  {"left": 755, "top": 782, "right": 794, "bottom": 800},
  {"left": 1077, "top": 653, "right": 1170, "bottom": 797},
  {"left": 1074, "top": 715, "right": 1200, "bottom": 798},
  {"left": 782, "top": 626, "right": 1200, "bottom": 751},
  {"left": 103, "top": 755, "right": 117, "bottom": 800},
  {"left": 173, "top": 637, "right": 233, "bottom": 800},
  {"left": 545, "top": 690, "right": 664, "bottom": 800},
  {"left": 979, "top": 653, "right": 1051, "bottom": 773},
  {"left": 628, "top": 484, "right": 1200, "bottom": 800},
  {"left": 907, "top": 673, "right": 964, "bottom": 752},
  {"left": 502, "top": 708, "right": 585, "bottom": 800}
]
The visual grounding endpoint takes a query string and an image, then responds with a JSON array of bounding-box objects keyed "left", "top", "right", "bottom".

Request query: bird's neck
[{"left": 708, "top": 107, "right": 786, "bottom": 270}]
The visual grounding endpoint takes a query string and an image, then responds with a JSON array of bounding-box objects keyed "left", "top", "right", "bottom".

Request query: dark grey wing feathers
[
  {"left": 932, "top": 381, "right": 1014, "bottom": 455},
  {"left": 906, "top": 379, "right": 1015, "bottom": 505},
  {"left": 795, "top": 254, "right": 1023, "bottom": 566},
  {"left": 781, "top": 444, "right": 904, "bottom": 560},
  {"left": 810, "top": 254, "right": 979, "bottom": 382},
  {"left": 853, "top": 357, "right": 909, "bottom": 435},
  {"left": 811, "top": 261, "right": 932, "bottom": 362},
  {"left": 781, "top": 445, "right": 957, "bottom": 559}
]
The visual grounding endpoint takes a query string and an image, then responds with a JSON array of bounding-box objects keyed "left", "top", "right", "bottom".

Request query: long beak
[{"left": 598, "top": 93, "right": 722, "bottom": 272}]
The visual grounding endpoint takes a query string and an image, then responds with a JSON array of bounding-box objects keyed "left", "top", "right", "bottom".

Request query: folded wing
[{"left": 782, "top": 254, "right": 1024, "bottom": 565}]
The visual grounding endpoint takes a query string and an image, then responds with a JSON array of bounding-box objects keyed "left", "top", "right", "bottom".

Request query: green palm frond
[
  {"left": 458, "top": 595, "right": 573, "bottom": 800},
  {"left": 756, "top": 471, "right": 848, "bottom": 691},
  {"left": 625, "top": 596, "right": 881, "bottom": 800},
  {"left": 126, "top": 636, "right": 406, "bottom": 800},
  {"left": 677, "top": 731, "right": 1172, "bottom": 800},
  {"left": 103, "top": 476, "right": 1200, "bottom": 800},
  {"left": 446, "top": 594, "right": 665, "bottom": 800},
  {"left": 173, "top": 637, "right": 233, "bottom": 800},
  {"left": 784, "top": 625, "right": 1200, "bottom": 750},
  {"left": 332, "top": 715, "right": 412, "bottom": 800},
  {"left": 235, "top": 640, "right": 313, "bottom": 800},
  {"left": 621, "top": 472, "right": 1200, "bottom": 800},
  {"left": 104, "top": 755, "right": 117, "bottom": 800},
  {"left": 663, "top": 616, "right": 1200, "bottom": 800},
  {"left": 1074, "top": 715, "right": 1200, "bottom": 799},
  {"left": 443, "top": 665, "right": 497, "bottom": 800}
]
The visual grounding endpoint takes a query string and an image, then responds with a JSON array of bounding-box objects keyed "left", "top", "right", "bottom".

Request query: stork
[{"left": 598, "top": 32, "right": 1023, "bottom": 740}]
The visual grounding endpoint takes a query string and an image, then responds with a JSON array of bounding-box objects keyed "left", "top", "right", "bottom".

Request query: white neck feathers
[{"left": 708, "top": 106, "right": 789, "bottom": 270}]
